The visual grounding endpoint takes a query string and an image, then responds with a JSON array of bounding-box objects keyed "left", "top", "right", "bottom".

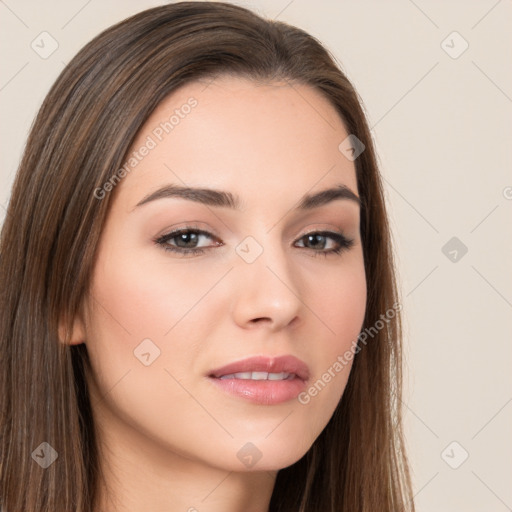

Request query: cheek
[
  {"left": 83, "top": 246, "right": 230, "bottom": 392},
  {"left": 312, "top": 255, "right": 367, "bottom": 351},
  {"left": 300, "top": 255, "right": 366, "bottom": 408},
  {"left": 87, "top": 244, "right": 222, "bottom": 343},
  {"left": 82, "top": 251, "right": 220, "bottom": 446}
]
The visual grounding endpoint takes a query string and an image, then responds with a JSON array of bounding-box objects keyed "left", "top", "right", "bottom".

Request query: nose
[{"left": 230, "top": 234, "right": 304, "bottom": 332}]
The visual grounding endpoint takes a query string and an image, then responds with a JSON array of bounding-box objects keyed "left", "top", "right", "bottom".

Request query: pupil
[
  {"left": 177, "top": 232, "right": 197, "bottom": 248},
  {"left": 307, "top": 234, "right": 325, "bottom": 249}
]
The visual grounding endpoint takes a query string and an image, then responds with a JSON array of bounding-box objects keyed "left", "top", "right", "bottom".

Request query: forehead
[{"left": 115, "top": 75, "right": 358, "bottom": 210}]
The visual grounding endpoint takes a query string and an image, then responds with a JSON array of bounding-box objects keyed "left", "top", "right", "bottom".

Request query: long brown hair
[{"left": 0, "top": 2, "right": 415, "bottom": 510}]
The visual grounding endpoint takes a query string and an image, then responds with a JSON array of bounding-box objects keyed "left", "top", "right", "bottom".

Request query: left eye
[
  {"left": 154, "top": 227, "right": 354, "bottom": 257},
  {"left": 295, "top": 231, "right": 354, "bottom": 255}
]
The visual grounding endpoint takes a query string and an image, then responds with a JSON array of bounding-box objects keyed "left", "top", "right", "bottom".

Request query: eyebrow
[{"left": 133, "top": 183, "right": 361, "bottom": 211}]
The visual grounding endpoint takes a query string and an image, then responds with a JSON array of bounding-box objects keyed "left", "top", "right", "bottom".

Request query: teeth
[
  {"left": 244, "top": 371, "right": 267, "bottom": 380},
  {"left": 219, "top": 372, "right": 294, "bottom": 381}
]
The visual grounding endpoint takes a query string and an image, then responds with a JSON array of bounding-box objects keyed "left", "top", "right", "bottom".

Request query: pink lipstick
[{"left": 207, "top": 355, "right": 310, "bottom": 405}]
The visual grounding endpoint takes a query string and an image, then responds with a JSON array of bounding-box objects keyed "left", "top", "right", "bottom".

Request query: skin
[{"left": 67, "top": 76, "right": 367, "bottom": 512}]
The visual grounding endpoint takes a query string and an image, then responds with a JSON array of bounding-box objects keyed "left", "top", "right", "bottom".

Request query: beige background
[{"left": 1, "top": 1, "right": 511, "bottom": 509}]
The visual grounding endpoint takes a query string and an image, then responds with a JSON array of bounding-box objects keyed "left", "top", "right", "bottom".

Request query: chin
[{"left": 216, "top": 438, "right": 312, "bottom": 473}]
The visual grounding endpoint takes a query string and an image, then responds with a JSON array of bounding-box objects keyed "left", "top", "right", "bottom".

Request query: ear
[{"left": 58, "top": 310, "right": 86, "bottom": 345}]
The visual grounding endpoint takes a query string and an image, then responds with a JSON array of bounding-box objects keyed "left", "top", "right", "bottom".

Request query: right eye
[{"left": 154, "top": 227, "right": 221, "bottom": 257}]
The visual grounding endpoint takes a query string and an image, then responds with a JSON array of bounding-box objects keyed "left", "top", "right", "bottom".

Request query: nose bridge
[
  {"left": 232, "top": 226, "right": 303, "bottom": 327},
  {"left": 237, "top": 222, "right": 291, "bottom": 282}
]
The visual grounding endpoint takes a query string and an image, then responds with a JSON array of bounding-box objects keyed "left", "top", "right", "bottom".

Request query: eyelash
[{"left": 154, "top": 226, "right": 355, "bottom": 258}]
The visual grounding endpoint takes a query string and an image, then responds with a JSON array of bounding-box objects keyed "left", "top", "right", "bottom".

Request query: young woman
[{"left": 0, "top": 2, "right": 415, "bottom": 511}]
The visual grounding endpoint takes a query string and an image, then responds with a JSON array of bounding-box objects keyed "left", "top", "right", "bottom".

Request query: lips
[
  {"left": 208, "top": 355, "right": 310, "bottom": 382},
  {"left": 207, "top": 355, "right": 310, "bottom": 405}
]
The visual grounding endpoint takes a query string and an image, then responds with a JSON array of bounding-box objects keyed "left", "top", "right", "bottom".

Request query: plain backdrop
[{"left": 1, "top": 1, "right": 511, "bottom": 510}]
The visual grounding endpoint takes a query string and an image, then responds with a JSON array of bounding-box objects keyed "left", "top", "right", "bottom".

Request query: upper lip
[{"left": 208, "top": 355, "right": 310, "bottom": 382}]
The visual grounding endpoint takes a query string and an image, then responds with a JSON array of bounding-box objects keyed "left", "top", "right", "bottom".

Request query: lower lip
[{"left": 208, "top": 376, "right": 307, "bottom": 405}]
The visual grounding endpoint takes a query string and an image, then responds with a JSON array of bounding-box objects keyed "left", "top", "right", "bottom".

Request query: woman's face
[{"left": 77, "top": 76, "right": 366, "bottom": 472}]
